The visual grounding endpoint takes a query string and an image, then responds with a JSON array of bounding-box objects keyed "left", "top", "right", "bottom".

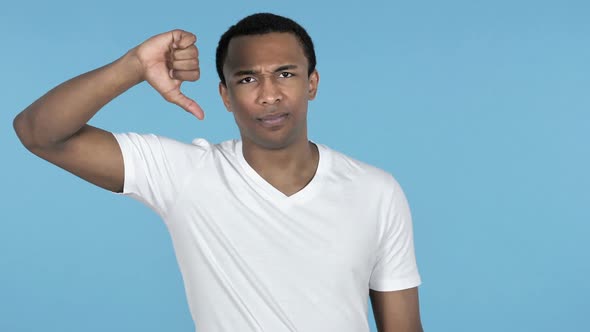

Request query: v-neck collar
[{"left": 235, "top": 140, "right": 329, "bottom": 206}]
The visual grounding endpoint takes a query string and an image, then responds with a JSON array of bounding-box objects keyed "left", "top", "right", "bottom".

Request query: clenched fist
[{"left": 130, "top": 29, "right": 204, "bottom": 119}]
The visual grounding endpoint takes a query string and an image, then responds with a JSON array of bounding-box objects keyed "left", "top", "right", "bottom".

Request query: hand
[{"left": 131, "top": 29, "right": 204, "bottom": 119}]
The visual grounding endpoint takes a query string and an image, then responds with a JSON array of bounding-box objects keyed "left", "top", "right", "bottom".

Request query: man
[{"left": 14, "top": 13, "right": 423, "bottom": 332}]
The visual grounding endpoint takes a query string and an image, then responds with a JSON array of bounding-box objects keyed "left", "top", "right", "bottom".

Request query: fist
[{"left": 132, "top": 29, "right": 204, "bottom": 119}]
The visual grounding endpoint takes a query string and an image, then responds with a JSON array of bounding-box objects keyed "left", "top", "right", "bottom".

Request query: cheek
[
  {"left": 229, "top": 96, "right": 256, "bottom": 125},
  {"left": 291, "top": 81, "right": 312, "bottom": 100},
  {"left": 229, "top": 90, "right": 256, "bottom": 110},
  {"left": 231, "top": 111, "right": 252, "bottom": 134}
]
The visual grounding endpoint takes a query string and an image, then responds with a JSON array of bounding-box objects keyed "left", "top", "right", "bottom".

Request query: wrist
[{"left": 115, "top": 49, "right": 145, "bottom": 86}]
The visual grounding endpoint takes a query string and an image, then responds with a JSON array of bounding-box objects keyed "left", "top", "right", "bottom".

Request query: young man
[{"left": 14, "top": 13, "right": 423, "bottom": 332}]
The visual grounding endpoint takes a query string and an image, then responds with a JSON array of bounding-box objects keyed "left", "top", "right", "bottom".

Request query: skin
[
  {"left": 13, "top": 28, "right": 423, "bottom": 331},
  {"left": 370, "top": 288, "right": 424, "bottom": 332},
  {"left": 12, "top": 30, "right": 202, "bottom": 193},
  {"left": 219, "top": 33, "right": 320, "bottom": 196}
]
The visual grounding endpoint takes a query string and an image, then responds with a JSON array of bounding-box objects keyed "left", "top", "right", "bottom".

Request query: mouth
[{"left": 257, "top": 113, "right": 290, "bottom": 128}]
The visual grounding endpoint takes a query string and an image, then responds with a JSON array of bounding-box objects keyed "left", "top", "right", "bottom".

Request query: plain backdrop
[{"left": 1, "top": 1, "right": 588, "bottom": 331}]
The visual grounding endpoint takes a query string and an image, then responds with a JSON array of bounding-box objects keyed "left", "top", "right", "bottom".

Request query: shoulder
[
  {"left": 113, "top": 132, "right": 202, "bottom": 151},
  {"left": 114, "top": 133, "right": 235, "bottom": 155},
  {"left": 320, "top": 143, "right": 400, "bottom": 191},
  {"left": 113, "top": 133, "right": 241, "bottom": 169}
]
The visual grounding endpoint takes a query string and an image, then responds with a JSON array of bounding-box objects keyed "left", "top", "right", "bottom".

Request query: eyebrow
[{"left": 232, "top": 64, "right": 299, "bottom": 77}]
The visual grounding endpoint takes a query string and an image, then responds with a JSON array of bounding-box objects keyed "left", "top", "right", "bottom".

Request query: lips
[{"left": 257, "top": 113, "right": 289, "bottom": 128}]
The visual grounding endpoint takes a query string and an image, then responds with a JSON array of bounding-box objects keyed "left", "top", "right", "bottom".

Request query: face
[{"left": 219, "top": 32, "right": 319, "bottom": 150}]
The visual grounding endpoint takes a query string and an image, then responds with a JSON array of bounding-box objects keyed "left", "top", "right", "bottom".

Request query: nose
[{"left": 257, "top": 76, "right": 282, "bottom": 105}]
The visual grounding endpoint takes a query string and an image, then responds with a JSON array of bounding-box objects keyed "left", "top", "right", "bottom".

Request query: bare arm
[
  {"left": 13, "top": 53, "right": 141, "bottom": 192},
  {"left": 13, "top": 30, "right": 203, "bottom": 192},
  {"left": 370, "top": 287, "right": 424, "bottom": 332}
]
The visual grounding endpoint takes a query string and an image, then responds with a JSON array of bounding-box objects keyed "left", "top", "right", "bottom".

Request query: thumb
[{"left": 166, "top": 90, "right": 205, "bottom": 120}]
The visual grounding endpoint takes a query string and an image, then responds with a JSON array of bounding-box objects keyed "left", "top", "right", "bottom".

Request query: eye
[
  {"left": 279, "top": 72, "right": 294, "bottom": 78},
  {"left": 239, "top": 77, "right": 256, "bottom": 84}
]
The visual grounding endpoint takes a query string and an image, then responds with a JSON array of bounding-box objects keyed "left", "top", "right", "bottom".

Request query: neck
[{"left": 241, "top": 137, "right": 319, "bottom": 196}]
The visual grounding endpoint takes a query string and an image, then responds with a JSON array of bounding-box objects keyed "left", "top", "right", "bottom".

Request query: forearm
[{"left": 14, "top": 50, "right": 143, "bottom": 148}]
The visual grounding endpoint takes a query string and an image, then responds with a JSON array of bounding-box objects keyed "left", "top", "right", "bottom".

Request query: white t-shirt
[{"left": 113, "top": 133, "right": 421, "bottom": 332}]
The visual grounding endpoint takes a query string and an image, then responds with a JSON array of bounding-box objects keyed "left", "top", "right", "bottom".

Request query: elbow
[
  {"left": 13, "top": 112, "right": 45, "bottom": 151},
  {"left": 13, "top": 112, "right": 35, "bottom": 149}
]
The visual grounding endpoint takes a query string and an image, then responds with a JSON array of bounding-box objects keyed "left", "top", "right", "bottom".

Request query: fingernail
[{"left": 169, "top": 69, "right": 174, "bottom": 78}]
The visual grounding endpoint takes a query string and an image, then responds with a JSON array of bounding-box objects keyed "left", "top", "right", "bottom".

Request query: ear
[
  {"left": 308, "top": 70, "right": 320, "bottom": 100},
  {"left": 218, "top": 82, "right": 232, "bottom": 112}
]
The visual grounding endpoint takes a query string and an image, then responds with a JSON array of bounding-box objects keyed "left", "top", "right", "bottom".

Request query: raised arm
[{"left": 13, "top": 30, "right": 203, "bottom": 192}]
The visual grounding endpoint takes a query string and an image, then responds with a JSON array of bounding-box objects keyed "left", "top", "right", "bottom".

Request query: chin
[
  {"left": 252, "top": 138, "right": 293, "bottom": 150},
  {"left": 239, "top": 119, "right": 308, "bottom": 150},
  {"left": 243, "top": 132, "right": 300, "bottom": 150}
]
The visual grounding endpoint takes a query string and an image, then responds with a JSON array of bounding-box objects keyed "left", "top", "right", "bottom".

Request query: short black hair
[{"left": 216, "top": 13, "right": 316, "bottom": 85}]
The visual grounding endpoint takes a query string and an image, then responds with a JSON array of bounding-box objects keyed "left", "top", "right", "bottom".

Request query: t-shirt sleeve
[
  {"left": 112, "top": 132, "right": 206, "bottom": 219},
  {"left": 369, "top": 177, "right": 422, "bottom": 291}
]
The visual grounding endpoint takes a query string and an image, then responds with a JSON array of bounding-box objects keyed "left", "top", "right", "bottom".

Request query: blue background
[{"left": 1, "top": 0, "right": 588, "bottom": 331}]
